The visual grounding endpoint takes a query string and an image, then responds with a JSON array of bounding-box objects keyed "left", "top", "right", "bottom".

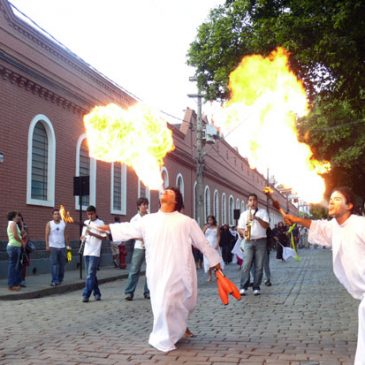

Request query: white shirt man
[
  {"left": 124, "top": 197, "right": 150, "bottom": 300},
  {"left": 285, "top": 187, "right": 365, "bottom": 365},
  {"left": 237, "top": 194, "right": 269, "bottom": 296},
  {"left": 45, "top": 209, "right": 68, "bottom": 286},
  {"left": 80, "top": 206, "right": 107, "bottom": 302}
]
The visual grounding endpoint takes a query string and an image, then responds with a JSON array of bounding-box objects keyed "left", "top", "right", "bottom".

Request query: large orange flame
[
  {"left": 215, "top": 47, "right": 330, "bottom": 203},
  {"left": 83, "top": 103, "right": 175, "bottom": 190}
]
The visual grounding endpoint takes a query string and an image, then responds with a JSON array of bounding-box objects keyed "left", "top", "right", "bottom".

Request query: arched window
[
  {"left": 236, "top": 198, "right": 241, "bottom": 209},
  {"left": 161, "top": 167, "right": 169, "bottom": 189},
  {"left": 229, "top": 195, "right": 235, "bottom": 226},
  {"left": 111, "top": 162, "right": 127, "bottom": 214},
  {"left": 26, "top": 115, "right": 56, "bottom": 207},
  {"left": 138, "top": 179, "right": 151, "bottom": 203},
  {"left": 193, "top": 181, "right": 198, "bottom": 222},
  {"left": 204, "top": 186, "right": 211, "bottom": 223},
  {"left": 213, "top": 189, "right": 219, "bottom": 224},
  {"left": 221, "top": 193, "right": 227, "bottom": 224},
  {"left": 176, "top": 173, "right": 185, "bottom": 199},
  {"left": 241, "top": 200, "right": 246, "bottom": 213},
  {"left": 75, "top": 134, "right": 96, "bottom": 209}
]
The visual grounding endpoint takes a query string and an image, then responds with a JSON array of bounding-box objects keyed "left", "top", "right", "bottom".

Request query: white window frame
[
  {"left": 213, "top": 189, "right": 219, "bottom": 224},
  {"left": 75, "top": 134, "right": 96, "bottom": 210},
  {"left": 161, "top": 166, "right": 169, "bottom": 189},
  {"left": 193, "top": 181, "right": 197, "bottom": 221},
  {"left": 176, "top": 173, "right": 185, "bottom": 199},
  {"left": 138, "top": 178, "right": 151, "bottom": 202},
  {"left": 110, "top": 162, "right": 127, "bottom": 215},
  {"left": 229, "top": 195, "right": 234, "bottom": 226},
  {"left": 222, "top": 193, "right": 227, "bottom": 224},
  {"left": 26, "top": 114, "right": 56, "bottom": 207},
  {"left": 204, "top": 185, "right": 211, "bottom": 223}
]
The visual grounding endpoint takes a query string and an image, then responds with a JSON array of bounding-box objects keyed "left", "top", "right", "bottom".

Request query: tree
[{"left": 187, "top": 0, "right": 365, "bottom": 204}]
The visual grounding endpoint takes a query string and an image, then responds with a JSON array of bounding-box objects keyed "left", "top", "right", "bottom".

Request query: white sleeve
[
  {"left": 109, "top": 221, "right": 143, "bottom": 242},
  {"left": 308, "top": 220, "right": 333, "bottom": 247},
  {"left": 260, "top": 209, "right": 269, "bottom": 223},
  {"left": 237, "top": 213, "right": 245, "bottom": 229},
  {"left": 189, "top": 219, "right": 221, "bottom": 268}
]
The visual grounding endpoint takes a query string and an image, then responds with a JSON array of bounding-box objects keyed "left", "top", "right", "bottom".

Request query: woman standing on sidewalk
[
  {"left": 6, "top": 211, "right": 24, "bottom": 291},
  {"left": 203, "top": 215, "right": 223, "bottom": 281}
]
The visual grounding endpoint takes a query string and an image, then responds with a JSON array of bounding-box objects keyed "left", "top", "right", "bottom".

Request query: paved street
[{"left": 0, "top": 248, "right": 358, "bottom": 365}]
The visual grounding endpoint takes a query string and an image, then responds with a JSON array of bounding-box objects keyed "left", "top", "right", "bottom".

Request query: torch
[
  {"left": 59, "top": 205, "right": 73, "bottom": 263},
  {"left": 263, "top": 186, "right": 287, "bottom": 218}
]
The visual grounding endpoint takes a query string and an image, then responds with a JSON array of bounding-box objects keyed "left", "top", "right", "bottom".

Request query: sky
[{"left": 9, "top": 0, "right": 225, "bottom": 123}]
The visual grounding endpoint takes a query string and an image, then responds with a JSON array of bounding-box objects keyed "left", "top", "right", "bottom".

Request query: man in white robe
[
  {"left": 285, "top": 187, "right": 365, "bottom": 365},
  {"left": 100, "top": 187, "right": 221, "bottom": 352}
]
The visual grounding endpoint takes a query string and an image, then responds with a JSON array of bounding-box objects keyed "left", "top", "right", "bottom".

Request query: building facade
[{"left": 0, "top": 0, "right": 296, "bottom": 276}]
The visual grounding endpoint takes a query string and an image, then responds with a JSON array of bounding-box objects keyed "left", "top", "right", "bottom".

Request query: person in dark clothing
[
  {"left": 219, "top": 224, "right": 235, "bottom": 264},
  {"left": 273, "top": 222, "right": 289, "bottom": 260}
]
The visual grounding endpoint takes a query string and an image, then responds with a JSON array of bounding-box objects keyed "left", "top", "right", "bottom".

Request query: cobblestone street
[{"left": 0, "top": 249, "right": 358, "bottom": 365}]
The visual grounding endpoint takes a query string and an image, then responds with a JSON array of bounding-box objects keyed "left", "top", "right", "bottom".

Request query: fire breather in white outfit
[
  {"left": 308, "top": 215, "right": 365, "bottom": 365},
  {"left": 109, "top": 210, "right": 221, "bottom": 352}
]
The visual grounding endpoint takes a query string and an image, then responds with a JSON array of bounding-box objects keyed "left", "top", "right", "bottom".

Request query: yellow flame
[
  {"left": 83, "top": 103, "right": 175, "bottom": 190},
  {"left": 59, "top": 205, "right": 74, "bottom": 223},
  {"left": 215, "top": 47, "right": 330, "bottom": 203}
]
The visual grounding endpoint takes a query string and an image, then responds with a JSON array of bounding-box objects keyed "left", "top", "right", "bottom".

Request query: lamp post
[{"left": 188, "top": 76, "right": 205, "bottom": 227}]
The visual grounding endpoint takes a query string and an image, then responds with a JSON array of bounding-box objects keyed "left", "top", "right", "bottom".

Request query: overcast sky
[{"left": 9, "top": 0, "right": 224, "bottom": 123}]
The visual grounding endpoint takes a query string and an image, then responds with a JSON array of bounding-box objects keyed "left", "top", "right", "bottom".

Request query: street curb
[{"left": 0, "top": 273, "right": 129, "bottom": 301}]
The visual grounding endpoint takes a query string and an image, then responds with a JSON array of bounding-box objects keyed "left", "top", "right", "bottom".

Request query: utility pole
[{"left": 188, "top": 76, "right": 205, "bottom": 227}]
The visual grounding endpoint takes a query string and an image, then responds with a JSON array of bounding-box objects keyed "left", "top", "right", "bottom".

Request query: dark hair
[
  {"left": 86, "top": 205, "right": 96, "bottom": 213},
  {"left": 137, "top": 197, "right": 149, "bottom": 208},
  {"left": 207, "top": 215, "right": 217, "bottom": 226},
  {"left": 248, "top": 193, "right": 258, "bottom": 200},
  {"left": 52, "top": 208, "right": 59, "bottom": 214},
  {"left": 166, "top": 186, "right": 184, "bottom": 212},
  {"left": 7, "top": 211, "right": 18, "bottom": 221},
  {"left": 114, "top": 216, "right": 121, "bottom": 223},
  {"left": 332, "top": 186, "right": 356, "bottom": 214}
]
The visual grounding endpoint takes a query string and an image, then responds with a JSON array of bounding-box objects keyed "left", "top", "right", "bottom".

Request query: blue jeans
[
  {"left": 50, "top": 247, "right": 66, "bottom": 284},
  {"left": 83, "top": 256, "right": 101, "bottom": 298},
  {"left": 240, "top": 238, "right": 267, "bottom": 290},
  {"left": 7, "top": 246, "right": 22, "bottom": 287},
  {"left": 124, "top": 248, "right": 149, "bottom": 296},
  {"left": 251, "top": 249, "right": 271, "bottom": 282}
]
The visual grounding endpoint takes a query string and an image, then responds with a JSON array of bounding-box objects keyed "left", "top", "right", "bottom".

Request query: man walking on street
[
  {"left": 238, "top": 193, "right": 269, "bottom": 296},
  {"left": 124, "top": 197, "right": 150, "bottom": 301},
  {"left": 81, "top": 205, "right": 107, "bottom": 303},
  {"left": 45, "top": 208, "right": 69, "bottom": 287}
]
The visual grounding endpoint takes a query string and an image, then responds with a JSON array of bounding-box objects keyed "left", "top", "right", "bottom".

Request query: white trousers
[{"left": 355, "top": 297, "right": 365, "bottom": 365}]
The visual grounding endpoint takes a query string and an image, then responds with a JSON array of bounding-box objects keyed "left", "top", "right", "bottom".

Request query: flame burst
[
  {"left": 83, "top": 103, "right": 175, "bottom": 190},
  {"left": 216, "top": 47, "right": 330, "bottom": 203},
  {"left": 59, "top": 205, "right": 74, "bottom": 223}
]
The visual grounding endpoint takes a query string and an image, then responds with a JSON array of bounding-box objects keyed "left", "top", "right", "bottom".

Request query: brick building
[{"left": 0, "top": 0, "right": 296, "bottom": 277}]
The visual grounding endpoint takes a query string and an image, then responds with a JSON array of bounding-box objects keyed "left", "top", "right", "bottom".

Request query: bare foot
[
  {"left": 184, "top": 328, "right": 196, "bottom": 338},
  {"left": 207, "top": 276, "right": 212, "bottom": 282}
]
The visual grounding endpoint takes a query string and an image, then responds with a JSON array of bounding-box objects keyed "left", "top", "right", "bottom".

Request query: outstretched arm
[{"left": 284, "top": 214, "right": 312, "bottom": 229}]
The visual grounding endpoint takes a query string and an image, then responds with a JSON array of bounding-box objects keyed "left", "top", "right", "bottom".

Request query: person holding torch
[
  {"left": 98, "top": 187, "right": 221, "bottom": 352},
  {"left": 283, "top": 186, "right": 365, "bottom": 365}
]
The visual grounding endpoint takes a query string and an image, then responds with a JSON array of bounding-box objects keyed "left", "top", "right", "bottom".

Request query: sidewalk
[{"left": 0, "top": 265, "right": 131, "bottom": 300}]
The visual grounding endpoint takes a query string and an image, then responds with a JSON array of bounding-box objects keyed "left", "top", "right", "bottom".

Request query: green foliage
[
  {"left": 310, "top": 204, "right": 328, "bottom": 219},
  {"left": 187, "top": 0, "right": 365, "bottom": 202}
]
